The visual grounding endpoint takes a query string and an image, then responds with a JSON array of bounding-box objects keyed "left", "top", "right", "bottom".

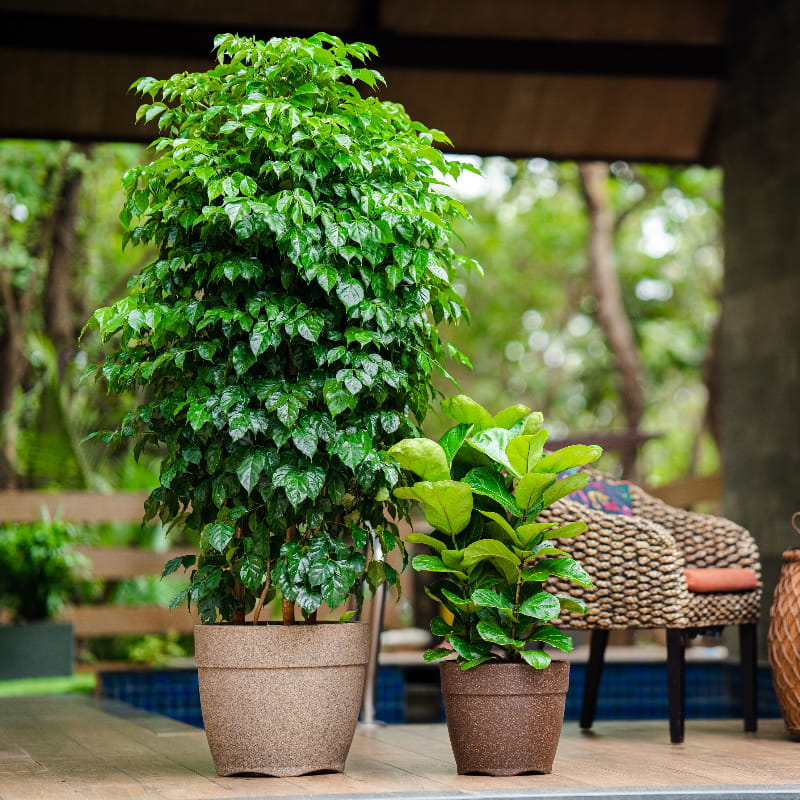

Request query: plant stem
[{"left": 281, "top": 524, "right": 297, "bottom": 625}]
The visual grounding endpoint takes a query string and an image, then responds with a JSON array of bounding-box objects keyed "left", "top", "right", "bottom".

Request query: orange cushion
[{"left": 683, "top": 567, "right": 758, "bottom": 593}]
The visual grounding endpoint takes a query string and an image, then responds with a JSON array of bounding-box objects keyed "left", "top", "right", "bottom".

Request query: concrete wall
[{"left": 722, "top": 0, "right": 800, "bottom": 655}]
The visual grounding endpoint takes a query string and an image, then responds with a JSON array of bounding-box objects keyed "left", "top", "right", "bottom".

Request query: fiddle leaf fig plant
[
  {"left": 85, "top": 32, "right": 478, "bottom": 625},
  {"left": 387, "top": 395, "right": 602, "bottom": 669}
]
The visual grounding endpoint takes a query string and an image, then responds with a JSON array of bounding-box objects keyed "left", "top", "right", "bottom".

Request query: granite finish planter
[
  {"left": 440, "top": 659, "right": 569, "bottom": 776},
  {"left": 194, "top": 621, "right": 369, "bottom": 777},
  {"left": 0, "top": 620, "right": 74, "bottom": 680}
]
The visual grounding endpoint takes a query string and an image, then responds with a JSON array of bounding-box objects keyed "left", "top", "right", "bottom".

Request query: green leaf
[
  {"left": 449, "top": 635, "right": 491, "bottom": 661},
  {"left": 405, "top": 532, "right": 446, "bottom": 552},
  {"left": 514, "top": 472, "right": 556, "bottom": 514},
  {"left": 521, "top": 649, "right": 552, "bottom": 669},
  {"left": 548, "top": 520, "right": 588, "bottom": 539},
  {"left": 438, "top": 423, "right": 473, "bottom": 466},
  {"left": 411, "top": 554, "right": 466, "bottom": 579},
  {"left": 461, "top": 539, "right": 520, "bottom": 583},
  {"left": 274, "top": 464, "right": 326, "bottom": 506},
  {"left": 557, "top": 594, "right": 589, "bottom": 615},
  {"left": 542, "top": 472, "right": 590, "bottom": 507},
  {"left": 440, "top": 395, "right": 494, "bottom": 431},
  {"left": 424, "top": 647, "right": 454, "bottom": 663},
  {"left": 203, "top": 521, "right": 235, "bottom": 552},
  {"left": 506, "top": 431, "right": 549, "bottom": 476},
  {"left": 330, "top": 430, "right": 372, "bottom": 470},
  {"left": 493, "top": 404, "right": 531, "bottom": 429},
  {"left": 476, "top": 510, "right": 517, "bottom": 543},
  {"left": 394, "top": 480, "right": 473, "bottom": 536},
  {"left": 518, "top": 591, "right": 561, "bottom": 620},
  {"left": 430, "top": 615, "right": 452, "bottom": 636},
  {"left": 463, "top": 467, "right": 521, "bottom": 516},
  {"left": 471, "top": 588, "right": 513, "bottom": 611},
  {"left": 536, "top": 444, "right": 603, "bottom": 473},
  {"left": 531, "top": 624, "right": 574, "bottom": 653},
  {"left": 234, "top": 449, "right": 267, "bottom": 493},
  {"left": 476, "top": 619, "right": 524, "bottom": 649},
  {"left": 386, "top": 438, "right": 450, "bottom": 481},
  {"left": 521, "top": 412, "right": 545, "bottom": 435},
  {"left": 238, "top": 556, "right": 265, "bottom": 592},
  {"left": 162, "top": 554, "right": 196, "bottom": 577},
  {"left": 523, "top": 557, "right": 593, "bottom": 587},
  {"left": 336, "top": 277, "right": 364, "bottom": 308},
  {"left": 468, "top": 428, "right": 516, "bottom": 473},
  {"left": 514, "top": 521, "right": 555, "bottom": 548}
]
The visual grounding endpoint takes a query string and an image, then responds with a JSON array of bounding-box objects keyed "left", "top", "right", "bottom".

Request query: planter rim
[
  {"left": 194, "top": 620, "right": 370, "bottom": 669},
  {"left": 440, "top": 658, "right": 569, "bottom": 697}
]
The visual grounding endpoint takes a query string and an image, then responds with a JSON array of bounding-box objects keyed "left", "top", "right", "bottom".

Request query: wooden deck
[{"left": 2, "top": 694, "right": 800, "bottom": 800}]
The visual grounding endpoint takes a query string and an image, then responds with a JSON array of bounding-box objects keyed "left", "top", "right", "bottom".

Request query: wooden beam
[
  {"left": 0, "top": 491, "right": 149, "bottom": 523},
  {"left": 61, "top": 605, "right": 198, "bottom": 637},
  {"left": 76, "top": 547, "right": 192, "bottom": 580}
]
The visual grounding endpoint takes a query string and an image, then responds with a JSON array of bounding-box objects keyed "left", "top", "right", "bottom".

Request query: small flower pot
[
  {"left": 440, "top": 659, "right": 569, "bottom": 776},
  {"left": 195, "top": 621, "right": 369, "bottom": 777}
]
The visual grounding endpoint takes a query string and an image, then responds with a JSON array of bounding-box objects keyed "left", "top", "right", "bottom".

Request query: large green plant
[
  {"left": 387, "top": 395, "right": 601, "bottom": 669},
  {"left": 0, "top": 518, "right": 92, "bottom": 623},
  {"left": 86, "top": 33, "right": 476, "bottom": 625}
]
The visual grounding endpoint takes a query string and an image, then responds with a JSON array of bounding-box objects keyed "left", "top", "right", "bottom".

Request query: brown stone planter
[
  {"left": 195, "top": 621, "right": 369, "bottom": 777},
  {"left": 440, "top": 659, "right": 569, "bottom": 776},
  {"left": 768, "top": 537, "right": 800, "bottom": 739}
]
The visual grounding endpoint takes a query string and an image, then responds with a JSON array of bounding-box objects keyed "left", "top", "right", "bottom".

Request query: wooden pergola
[{"left": 1, "top": 0, "right": 799, "bottom": 652}]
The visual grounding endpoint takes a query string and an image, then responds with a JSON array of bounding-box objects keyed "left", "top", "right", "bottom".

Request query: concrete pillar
[{"left": 722, "top": 0, "right": 800, "bottom": 655}]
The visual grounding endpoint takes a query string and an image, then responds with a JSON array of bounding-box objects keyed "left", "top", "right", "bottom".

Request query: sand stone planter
[
  {"left": 440, "top": 660, "right": 570, "bottom": 776},
  {"left": 195, "top": 621, "right": 369, "bottom": 777}
]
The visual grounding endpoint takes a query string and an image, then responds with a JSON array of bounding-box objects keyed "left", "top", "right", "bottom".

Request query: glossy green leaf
[
  {"left": 394, "top": 480, "right": 473, "bottom": 536},
  {"left": 514, "top": 472, "right": 556, "bottom": 515},
  {"left": 386, "top": 438, "right": 450, "bottom": 481},
  {"left": 440, "top": 394, "right": 494, "bottom": 431},
  {"left": 476, "top": 619, "right": 524, "bottom": 649},
  {"left": 521, "top": 649, "right": 551, "bottom": 669},
  {"left": 493, "top": 404, "right": 531, "bottom": 429},
  {"left": 506, "top": 430, "right": 549, "bottom": 476},
  {"left": 542, "top": 471, "right": 590, "bottom": 507},
  {"left": 523, "top": 557, "right": 593, "bottom": 587},
  {"left": 531, "top": 624, "right": 574, "bottom": 653},
  {"left": 518, "top": 591, "right": 561, "bottom": 620},
  {"left": 536, "top": 444, "right": 603, "bottom": 474},
  {"left": 405, "top": 532, "right": 446, "bottom": 552},
  {"left": 203, "top": 521, "right": 235, "bottom": 552},
  {"left": 463, "top": 467, "right": 521, "bottom": 516},
  {"left": 438, "top": 423, "right": 473, "bottom": 466}
]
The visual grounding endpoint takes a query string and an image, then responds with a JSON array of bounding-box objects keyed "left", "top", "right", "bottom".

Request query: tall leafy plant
[
  {"left": 388, "top": 395, "right": 601, "bottom": 669},
  {"left": 86, "top": 33, "right": 477, "bottom": 625}
]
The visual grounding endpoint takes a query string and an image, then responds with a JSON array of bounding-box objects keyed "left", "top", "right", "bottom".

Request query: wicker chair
[{"left": 542, "top": 472, "right": 762, "bottom": 743}]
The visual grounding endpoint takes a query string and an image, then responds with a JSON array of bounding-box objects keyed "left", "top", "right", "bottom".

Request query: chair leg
[
  {"left": 666, "top": 628, "right": 686, "bottom": 744},
  {"left": 580, "top": 629, "right": 609, "bottom": 730},
  {"left": 739, "top": 622, "right": 758, "bottom": 733}
]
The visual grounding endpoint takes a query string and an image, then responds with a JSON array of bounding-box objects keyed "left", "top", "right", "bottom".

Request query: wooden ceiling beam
[{"left": 1, "top": 10, "right": 727, "bottom": 80}]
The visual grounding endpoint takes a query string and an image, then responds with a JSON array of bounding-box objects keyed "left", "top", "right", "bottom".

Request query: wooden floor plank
[{"left": 3, "top": 695, "right": 800, "bottom": 800}]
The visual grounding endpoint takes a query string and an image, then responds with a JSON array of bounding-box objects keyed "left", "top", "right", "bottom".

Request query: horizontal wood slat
[
  {"left": 77, "top": 546, "right": 192, "bottom": 579},
  {"left": 0, "top": 491, "right": 149, "bottom": 523},
  {"left": 645, "top": 473, "right": 722, "bottom": 508},
  {"left": 61, "top": 605, "right": 198, "bottom": 637}
]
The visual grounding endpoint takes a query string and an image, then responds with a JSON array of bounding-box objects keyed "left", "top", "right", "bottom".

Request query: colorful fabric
[{"left": 569, "top": 478, "right": 633, "bottom": 516}]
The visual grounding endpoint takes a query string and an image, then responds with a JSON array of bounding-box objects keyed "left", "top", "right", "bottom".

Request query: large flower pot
[
  {"left": 440, "top": 659, "right": 569, "bottom": 776},
  {"left": 0, "top": 620, "right": 74, "bottom": 680},
  {"left": 194, "top": 621, "right": 369, "bottom": 777}
]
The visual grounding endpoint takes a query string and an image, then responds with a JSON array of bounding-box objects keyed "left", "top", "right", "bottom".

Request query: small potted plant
[
  {"left": 86, "top": 32, "right": 476, "bottom": 776},
  {"left": 0, "top": 517, "right": 91, "bottom": 679},
  {"left": 387, "top": 394, "right": 601, "bottom": 776}
]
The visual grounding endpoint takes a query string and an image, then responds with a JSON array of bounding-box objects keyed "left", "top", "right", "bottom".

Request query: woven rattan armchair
[{"left": 542, "top": 472, "right": 762, "bottom": 743}]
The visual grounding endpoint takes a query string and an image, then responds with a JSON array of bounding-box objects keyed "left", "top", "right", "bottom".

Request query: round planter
[
  {"left": 440, "top": 659, "right": 569, "bottom": 776},
  {"left": 768, "top": 539, "right": 800, "bottom": 739},
  {"left": 194, "top": 621, "right": 369, "bottom": 777}
]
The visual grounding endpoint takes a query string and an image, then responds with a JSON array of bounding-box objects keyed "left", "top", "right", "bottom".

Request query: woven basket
[{"left": 767, "top": 513, "right": 800, "bottom": 739}]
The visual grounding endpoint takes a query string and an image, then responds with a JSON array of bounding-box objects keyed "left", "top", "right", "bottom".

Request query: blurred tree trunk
[
  {"left": 44, "top": 143, "right": 93, "bottom": 376},
  {"left": 578, "top": 161, "right": 646, "bottom": 477}
]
